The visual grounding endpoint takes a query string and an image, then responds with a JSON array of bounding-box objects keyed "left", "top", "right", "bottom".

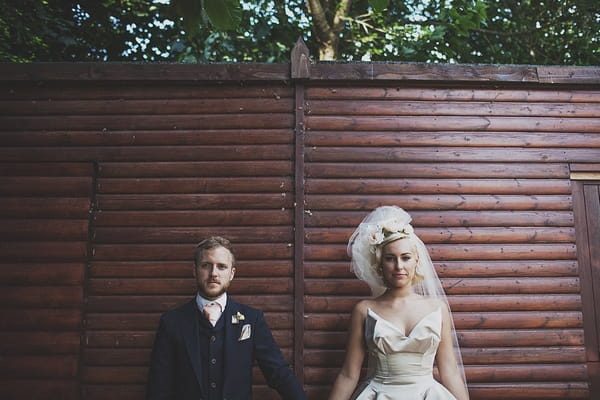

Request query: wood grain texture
[{"left": 2, "top": 62, "right": 599, "bottom": 399}]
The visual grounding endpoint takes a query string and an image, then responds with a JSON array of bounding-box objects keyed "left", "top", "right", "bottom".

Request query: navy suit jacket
[{"left": 146, "top": 297, "right": 306, "bottom": 400}]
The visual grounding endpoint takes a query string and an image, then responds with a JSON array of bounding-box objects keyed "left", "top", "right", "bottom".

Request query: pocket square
[{"left": 238, "top": 324, "right": 251, "bottom": 341}]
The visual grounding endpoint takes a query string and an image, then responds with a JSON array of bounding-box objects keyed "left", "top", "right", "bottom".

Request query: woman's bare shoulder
[{"left": 352, "top": 298, "right": 375, "bottom": 317}]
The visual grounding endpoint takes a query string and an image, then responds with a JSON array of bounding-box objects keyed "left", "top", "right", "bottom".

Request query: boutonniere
[{"left": 231, "top": 311, "right": 245, "bottom": 324}]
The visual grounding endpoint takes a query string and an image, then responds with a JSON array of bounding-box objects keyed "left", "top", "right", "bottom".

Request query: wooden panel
[
  {"left": 0, "top": 162, "right": 91, "bottom": 400},
  {"left": 2, "top": 64, "right": 599, "bottom": 400},
  {"left": 303, "top": 82, "right": 594, "bottom": 399},
  {"left": 306, "top": 87, "right": 600, "bottom": 102}
]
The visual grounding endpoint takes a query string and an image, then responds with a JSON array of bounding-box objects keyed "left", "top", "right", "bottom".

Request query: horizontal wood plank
[
  {"left": 306, "top": 86, "right": 600, "bottom": 102},
  {"left": 95, "top": 209, "right": 293, "bottom": 227},
  {"left": 305, "top": 194, "right": 572, "bottom": 211},
  {"left": 305, "top": 210, "right": 574, "bottom": 227},
  {"left": 306, "top": 162, "right": 570, "bottom": 179},
  {"left": 98, "top": 160, "right": 293, "bottom": 177},
  {"left": 97, "top": 177, "right": 292, "bottom": 194}
]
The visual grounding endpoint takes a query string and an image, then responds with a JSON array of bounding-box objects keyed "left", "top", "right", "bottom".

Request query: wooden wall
[{"left": 0, "top": 60, "right": 599, "bottom": 400}]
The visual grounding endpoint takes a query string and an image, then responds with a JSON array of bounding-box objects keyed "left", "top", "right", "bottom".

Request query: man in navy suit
[{"left": 146, "top": 236, "right": 306, "bottom": 400}]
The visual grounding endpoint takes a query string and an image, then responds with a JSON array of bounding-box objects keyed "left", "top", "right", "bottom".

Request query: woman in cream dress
[{"left": 328, "top": 206, "right": 469, "bottom": 400}]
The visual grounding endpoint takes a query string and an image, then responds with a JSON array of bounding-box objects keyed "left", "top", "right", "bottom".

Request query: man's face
[{"left": 194, "top": 246, "right": 235, "bottom": 300}]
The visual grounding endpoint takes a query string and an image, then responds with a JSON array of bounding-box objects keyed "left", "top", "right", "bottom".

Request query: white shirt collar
[{"left": 196, "top": 292, "right": 227, "bottom": 312}]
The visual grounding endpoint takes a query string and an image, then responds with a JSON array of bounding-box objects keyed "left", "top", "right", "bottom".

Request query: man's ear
[{"left": 230, "top": 267, "right": 236, "bottom": 280}]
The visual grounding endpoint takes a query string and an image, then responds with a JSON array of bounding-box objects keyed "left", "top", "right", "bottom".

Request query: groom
[{"left": 146, "top": 236, "right": 306, "bottom": 400}]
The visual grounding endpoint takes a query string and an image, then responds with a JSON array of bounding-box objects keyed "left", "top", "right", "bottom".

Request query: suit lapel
[{"left": 181, "top": 299, "right": 203, "bottom": 388}]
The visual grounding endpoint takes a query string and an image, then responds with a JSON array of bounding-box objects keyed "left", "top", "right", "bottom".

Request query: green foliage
[
  {"left": 204, "top": 0, "right": 242, "bottom": 30},
  {"left": 2, "top": 0, "right": 598, "bottom": 65}
]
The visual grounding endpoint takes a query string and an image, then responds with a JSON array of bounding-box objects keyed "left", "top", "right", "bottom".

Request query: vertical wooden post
[
  {"left": 291, "top": 37, "right": 309, "bottom": 386},
  {"left": 571, "top": 178, "right": 600, "bottom": 399}
]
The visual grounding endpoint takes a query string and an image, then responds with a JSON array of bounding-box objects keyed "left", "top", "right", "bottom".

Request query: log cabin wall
[{"left": 0, "top": 58, "right": 599, "bottom": 400}]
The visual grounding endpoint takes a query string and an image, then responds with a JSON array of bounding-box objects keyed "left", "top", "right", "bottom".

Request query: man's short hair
[{"left": 194, "top": 236, "right": 235, "bottom": 266}]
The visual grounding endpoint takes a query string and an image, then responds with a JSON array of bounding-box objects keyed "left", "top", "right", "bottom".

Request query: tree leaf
[
  {"left": 171, "top": 0, "right": 203, "bottom": 36},
  {"left": 203, "top": 0, "right": 242, "bottom": 31},
  {"left": 368, "top": 0, "right": 389, "bottom": 13}
]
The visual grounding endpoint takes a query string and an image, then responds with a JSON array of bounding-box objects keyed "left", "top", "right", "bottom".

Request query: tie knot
[{"left": 203, "top": 303, "right": 222, "bottom": 326}]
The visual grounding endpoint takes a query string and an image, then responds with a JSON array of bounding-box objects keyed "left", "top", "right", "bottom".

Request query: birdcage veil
[{"left": 347, "top": 205, "right": 468, "bottom": 392}]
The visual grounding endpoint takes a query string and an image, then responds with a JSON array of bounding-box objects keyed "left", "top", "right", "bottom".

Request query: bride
[{"left": 328, "top": 206, "right": 469, "bottom": 400}]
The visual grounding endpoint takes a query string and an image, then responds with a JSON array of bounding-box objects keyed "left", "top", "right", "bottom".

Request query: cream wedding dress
[{"left": 352, "top": 307, "right": 457, "bottom": 400}]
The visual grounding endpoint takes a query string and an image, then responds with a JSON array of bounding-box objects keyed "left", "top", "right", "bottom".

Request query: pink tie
[{"left": 203, "top": 303, "right": 221, "bottom": 326}]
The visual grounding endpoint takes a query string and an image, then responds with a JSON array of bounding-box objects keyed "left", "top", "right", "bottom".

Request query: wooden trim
[
  {"left": 1, "top": 61, "right": 599, "bottom": 85},
  {"left": 291, "top": 38, "right": 310, "bottom": 79},
  {"left": 570, "top": 172, "right": 600, "bottom": 181},
  {"left": 0, "top": 62, "right": 290, "bottom": 81},
  {"left": 583, "top": 185, "right": 600, "bottom": 350},
  {"left": 572, "top": 181, "right": 600, "bottom": 400},
  {"left": 293, "top": 81, "right": 306, "bottom": 385}
]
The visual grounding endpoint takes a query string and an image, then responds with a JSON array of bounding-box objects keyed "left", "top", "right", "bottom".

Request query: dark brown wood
[
  {"left": 306, "top": 99, "right": 600, "bottom": 117},
  {"left": 0, "top": 263, "right": 85, "bottom": 284},
  {"left": 96, "top": 177, "right": 293, "bottom": 194},
  {"left": 572, "top": 181, "right": 600, "bottom": 365},
  {"left": 0, "top": 177, "right": 93, "bottom": 196},
  {"left": 93, "top": 226, "right": 293, "bottom": 243},
  {"left": 305, "top": 115, "right": 600, "bottom": 132},
  {"left": 305, "top": 194, "right": 573, "bottom": 211},
  {"left": 583, "top": 185, "right": 600, "bottom": 352},
  {"left": 291, "top": 37, "right": 310, "bottom": 79},
  {"left": 95, "top": 210, "right": 293, "bottom": 227},
  {"left": 0, "top": 114, "right": 294, "bottom": 131},
  {"left": 310, "top": 63, "right": 540, "bottom": 82},
  {"left": 95, "top": 193, "right": 294, "bottom": 210},
  {"left": 293, "top": 80, "right": 306, "bottom": 384},
  {"left": 2, "top": 130, "right": 294, "bottom": 146},
  {"left": 306, "top": 130, "right": 600, "bottom": 148},
  {"left": 1, "top": 82, "right": 293, "bottom": 100},
  {"left": 306, "top": 146, "right": 600, "bottom": 163},
  {"left": 306, "top": 178, "right": 572, "bottom": 195},
  {"left": 305, "top": 226, "right": 575, "bottom": 244},
  {"left": 0, "top": 145, "right": 294, "bottom": 162},
  {"left": 538, "top": 66, "right": 600, "bottom": 84},
  {"left": 97, "top": 161, "right": 293, "bottom": 177},
  {"left": 0, "top": 98, "right": 293, "bottom": 115},
  {"left": 306, "top": 86, "right": 600, "bottom": 101},
  {"left": 2, "top": 62, "right": 600, "bottom": 399},
  {"left": 0, "top": 197, "right": 91, "bottom": 218},
  {"left": 305, "top": 210, "right": 574, "bottom": 227},
  {"left": 306, "top": 162, "right": 570, "bottom": 178},
  {"left": 0, "top": 62, "right": 291, "bottom": 81},
  {"left": 0, "top": 219, "right": 89, "bottom": 240}
]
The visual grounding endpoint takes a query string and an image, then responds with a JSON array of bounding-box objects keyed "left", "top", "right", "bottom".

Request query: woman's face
[{"left": 380, "top": 238, "right": 418, "bottom": 288}]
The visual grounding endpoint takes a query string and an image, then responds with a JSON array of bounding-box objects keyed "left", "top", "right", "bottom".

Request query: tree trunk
[{"left": 307, "top": 0, "right": 351, "bottom": 61}]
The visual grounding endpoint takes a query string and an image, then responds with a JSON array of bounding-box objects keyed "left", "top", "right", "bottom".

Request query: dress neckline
[{"left": 367, "top": 307, "right": 441, "bottom": 338}]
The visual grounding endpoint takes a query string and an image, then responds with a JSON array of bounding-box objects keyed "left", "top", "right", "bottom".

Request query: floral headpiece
[{"left": 366, "top": 218, "right": 415, "bottom": 246}]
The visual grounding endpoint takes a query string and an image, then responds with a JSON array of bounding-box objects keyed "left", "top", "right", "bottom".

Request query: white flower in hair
[{"left": 368, "top": 227, "right": 385, "bottom": 245}]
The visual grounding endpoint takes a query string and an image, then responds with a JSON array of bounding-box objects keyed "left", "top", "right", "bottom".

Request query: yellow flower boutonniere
[{"left": 232, "top": 311, "right": 246, "bottom": 324}]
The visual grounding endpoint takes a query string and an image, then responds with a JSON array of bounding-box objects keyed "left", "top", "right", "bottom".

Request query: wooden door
[{"left": 572, "top": 176, "right": 600, "bottom": 399}]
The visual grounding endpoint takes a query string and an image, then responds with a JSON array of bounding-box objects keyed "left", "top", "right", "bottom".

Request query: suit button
[
  {"left": 210, "top": 335, "right": 216, "bottom": 342},
  {"left": 211, "top": 358, "right": 216, "bottom": 364},
  {"left": 210, "top": 382, "right": 216, "bottom": 388}
]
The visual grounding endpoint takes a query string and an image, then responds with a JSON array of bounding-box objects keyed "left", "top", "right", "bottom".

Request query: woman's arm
[
  {"left": 436, "top": 304, "right": 469, "bottom": 400},
  {"left": 328, "top": 301, "right": 368, "bottom": 400}
]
